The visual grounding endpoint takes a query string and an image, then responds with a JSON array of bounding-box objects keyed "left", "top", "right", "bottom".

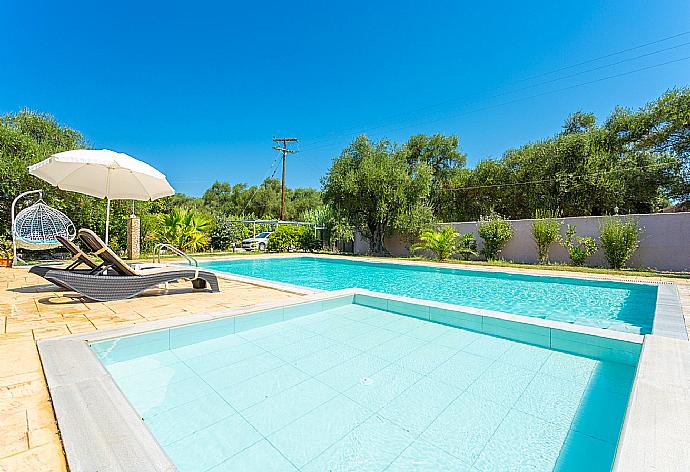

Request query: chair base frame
[{"left": 42, "top": 269, "right": 220, "bottom": 302}]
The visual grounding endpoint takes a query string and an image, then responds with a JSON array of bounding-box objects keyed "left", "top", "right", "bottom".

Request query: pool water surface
[
  {"left": 93, "top": 302, "right": 636, "bottom": 471},
  {"left": 201, "top": 257, "right": 657, "bottom": 334}
]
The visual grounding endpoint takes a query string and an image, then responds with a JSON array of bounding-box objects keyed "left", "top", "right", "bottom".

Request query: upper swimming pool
[{"left": 201, "top": 257, "right": 658, "bottom": 334}]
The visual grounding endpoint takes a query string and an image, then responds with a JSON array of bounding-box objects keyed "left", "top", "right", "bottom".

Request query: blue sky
[{"left": 2, "top": 0, "right": 689, "bottom": 196}]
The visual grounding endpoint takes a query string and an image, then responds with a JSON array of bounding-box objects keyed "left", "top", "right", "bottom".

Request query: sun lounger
[
  {"left": 41, "top": 229, "right": 220, "bottom": 302},
  {"left": 28, "top": 236, "right": 101, "bottom": 288}
]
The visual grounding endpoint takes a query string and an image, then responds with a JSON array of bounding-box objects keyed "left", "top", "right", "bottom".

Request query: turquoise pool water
[
  {"left": 201, "top": 257, "right": 657, "bottom": 334},
  {"left": 93, "top": 301, "right": 636, "bottom": 471}
]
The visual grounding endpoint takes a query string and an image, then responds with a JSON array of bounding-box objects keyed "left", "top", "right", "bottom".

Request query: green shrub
[
  {"left": 457, "top": 232, "right": 477, "bottom": 260},
  {"left": 0, "top": 238, "right": 12, "bottom": 259},
  {"left": 599, "top": 217, "right": 642, "bottom": 269},
  {"left": 561, "top": 224, "right": 597, "bottom": 266},
  {"left": 531, "top": 209, "right": 562, "bottom": 264},
  {"left": 151, "top": 208, "right": 213, "bottom": 252},
  {"left": 211, "top": 217, "right": 251, "bottom": 250},
  {"left": 478, "top": 213, "right": 513, "bottom": 260},
  {"left": 298, "top": 228, "right": 321, "bottom": 252},
  {"left": 411, "top": 226, "right": 477, "bottom": 261},
  {"left": 268, "top": 225, "right": 318, "bottom": 252}
]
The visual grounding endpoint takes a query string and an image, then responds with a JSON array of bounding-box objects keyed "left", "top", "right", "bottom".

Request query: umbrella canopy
[
  {"left": 29, "top": 149, "right": 174, "bottom": 243},
  {"left": 29, "top": 149, "right": 174, "bottom": 200}
]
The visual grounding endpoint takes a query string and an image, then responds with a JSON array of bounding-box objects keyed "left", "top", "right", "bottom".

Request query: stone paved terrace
[
  {"left": 0, "top": 262, "right": 689, "bottom": 471},
  {"left": 0, "top": 267, "right": 300, "bottom": 472}
]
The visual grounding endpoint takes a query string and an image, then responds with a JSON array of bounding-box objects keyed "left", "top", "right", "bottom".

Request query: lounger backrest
[
  {"left": 77, "top": 229, "right": 137, "bottom": 276},
  {"left": 56, "top": 236, "right": 98, "bottom": 269}
]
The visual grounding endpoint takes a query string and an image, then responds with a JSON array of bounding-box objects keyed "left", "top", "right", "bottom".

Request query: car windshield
[{"left": 255, "top": 232, "right": 271, "bottom": 238}]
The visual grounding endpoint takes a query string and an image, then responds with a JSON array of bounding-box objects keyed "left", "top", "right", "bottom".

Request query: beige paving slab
[{"left": 0, "top": 266, "right": 300, "bottom": 472}]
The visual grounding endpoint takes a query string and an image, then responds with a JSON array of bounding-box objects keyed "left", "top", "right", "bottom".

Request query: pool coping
[
  {"left": 613, "top": 334, "right": 690, "bottom": 472},
  {"left": 37, "top": 289, "right": 688, "bottom": 472},
  {"left": 192, "top": 253, "right": 688, "bottom": 340}
]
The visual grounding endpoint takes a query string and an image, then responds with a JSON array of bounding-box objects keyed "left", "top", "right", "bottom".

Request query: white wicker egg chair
[{"left": 11, "top": 190, "right": 76, "bottom": 266}]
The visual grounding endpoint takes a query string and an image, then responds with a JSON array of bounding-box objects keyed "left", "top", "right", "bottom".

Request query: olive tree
[{"left": 322, "top": 135, "right": 432, "bottom": 255}]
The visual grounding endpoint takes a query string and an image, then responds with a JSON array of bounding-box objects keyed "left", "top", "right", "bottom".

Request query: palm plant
[
  {"left": 153, "top": 208, "right": 213, "bottom": 252},
  {"left": 411, "top": 226, "right": 477, "bottom": 261}
]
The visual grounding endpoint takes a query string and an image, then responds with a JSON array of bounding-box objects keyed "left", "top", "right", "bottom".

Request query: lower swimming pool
[
  {"left": 91, "top": 294, "right": 639, "bottom": 472},
  {"left": 201, "top": 256, "right": 657, "bottom": 335}
]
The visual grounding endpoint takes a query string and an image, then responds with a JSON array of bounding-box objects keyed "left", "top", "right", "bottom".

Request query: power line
[
  {"left": 492, "top": 40, "right": 690, "bottom": 99},
  {"left": 298, "top": 31, "right": 690, "bottom": 153},
  {"left": 445, "top": 162, "right": 676, "bottom": 192},
  {"left": 300, "top": 54, "right": 690, "bottom": 153},
  {"left": 241, "top": 154, "right": 280, "bottom": 215},
  {"left": 514, "top": 30, "right": 690, "bottom": 83}
]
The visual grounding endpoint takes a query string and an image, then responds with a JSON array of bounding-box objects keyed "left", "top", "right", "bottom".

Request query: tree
[
  {"left": 0, "top": 110, "right": 87, "bottom": 239},
  {"left": 401, "top": 134, "right": 466, "bottom": 216},
  {"left": 561, "top": 111, "right": 596, "bottom": 134},
  {"left": 322, "top": 135, "right": 432, "bottom": 255},
  {"left": 202, "top": 179, "right": 323, "bottom": 220},
  {"left": 438, "top": 89, "right": 688, "bottom": 221},
  {"left": 606, "top": 88, "right": 690, "bottom": 200}
]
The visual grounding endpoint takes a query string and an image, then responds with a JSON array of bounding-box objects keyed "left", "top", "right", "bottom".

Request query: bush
[
  {"left": 299, "top": 228, "right": 321, "bottom": 252},
  {"left": 0, "top": 238, "right": 12, "bottom": 259},
  {"left": 599, "top": 217, "right": 642, "bottom": 269},
  {"left": 411, "top": 227, "right": 477, "bottom": 261},
  {"left": 268, "top": 225, "right": 318, "bottom": 252},
  {"left": 531, "top": 209, "right": 562, "bottom": 264},
  {"left": 457, "top": 232, "right": 477, "bottom": 260},
  {"left": 211, "top": 217, "right": 251, "bottom": 250},
  {"left": 151, "top": 208, "right": 213, "bottom": 252},
  {"left": 561, "top": 224, "right": 597, "bottom": 266},
  {"left": 478, "top": 213, "right": 513, "bottom": 260}
]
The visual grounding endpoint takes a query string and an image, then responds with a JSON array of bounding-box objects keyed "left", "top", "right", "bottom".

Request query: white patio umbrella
[{"left": 29, "top": 149, "right": 175, "bottom": 243}]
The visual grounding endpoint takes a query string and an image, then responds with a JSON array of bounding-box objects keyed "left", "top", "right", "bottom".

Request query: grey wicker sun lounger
[
  {"left": 29, "top": 236, "right": 101, "bottom": 287},
  {"left": 42, "top": 229, "right": 220, "bottom": 302}
]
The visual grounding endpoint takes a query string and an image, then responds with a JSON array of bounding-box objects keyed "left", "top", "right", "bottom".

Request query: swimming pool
[
  {"left": 201, "top": 256, "right": 658, "bottom": 335},
  {"left": 91, "top": 294, "right": 640, "bottom": 472}
]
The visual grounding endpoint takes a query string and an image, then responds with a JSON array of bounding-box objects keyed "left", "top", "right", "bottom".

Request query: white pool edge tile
[{"left": 612, "top": 334, "right": 690, "bottom": 472}]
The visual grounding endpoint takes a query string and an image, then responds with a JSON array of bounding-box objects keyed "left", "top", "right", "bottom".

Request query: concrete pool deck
[
  {"left": 1, "top": 259, "right": 689, "bottom": 471},
  {"left": 0, "top": 267, "right": 302, "bottom": 472}
]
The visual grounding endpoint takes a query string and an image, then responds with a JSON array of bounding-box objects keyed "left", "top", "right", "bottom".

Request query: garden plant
[
  {"left": 561, "top": 224, "right": 597, "bottom": 266},
  {"left": 531, "top": 209, "right": 562, "bottom": 264},
  {"left": 411, "top": 226, "right": 477, "bottom": 262},
  {"left": 478, "top": 213, "right": 513, "bottom": 260},
  {"left": 599, "top": 217, "right": 642, "bottom": 269}
]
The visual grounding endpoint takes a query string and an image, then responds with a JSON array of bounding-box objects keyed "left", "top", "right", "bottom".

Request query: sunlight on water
[{"left": 202, "top": 257, "right": 657, "bottom": 334}]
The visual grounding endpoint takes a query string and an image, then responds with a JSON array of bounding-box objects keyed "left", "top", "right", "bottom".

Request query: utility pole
[{"left": 272, "top": 137, "right": 298, "bottom": 220}]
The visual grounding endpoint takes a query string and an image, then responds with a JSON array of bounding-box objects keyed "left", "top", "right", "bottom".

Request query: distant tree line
[
  {"left": 323, "top": 88, "right": 690, "bottom": 253},
  {"left": 0, "top": 110, "right": 326, "bottom": 253},
  {"left": 2, "top": 88, "right": 688, "bottom": 256}
]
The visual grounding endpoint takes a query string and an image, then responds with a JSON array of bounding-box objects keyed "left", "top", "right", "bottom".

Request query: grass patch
[{"left": 395, "top": 256, "right": 690, "bottom": 279}]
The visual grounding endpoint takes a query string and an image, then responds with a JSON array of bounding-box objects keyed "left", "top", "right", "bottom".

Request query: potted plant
[{"left": 0, "top": 239, "right": 12, "bottom": 267}]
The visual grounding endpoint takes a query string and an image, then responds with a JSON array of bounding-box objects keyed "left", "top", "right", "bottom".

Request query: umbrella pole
[{"left": 105, "top": 198, "right": 111, "bottom": 244}]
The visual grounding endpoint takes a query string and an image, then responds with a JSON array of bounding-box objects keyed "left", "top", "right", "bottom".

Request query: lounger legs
[{"left": 192, "top": 278, "right": 207, "bottom": 290}]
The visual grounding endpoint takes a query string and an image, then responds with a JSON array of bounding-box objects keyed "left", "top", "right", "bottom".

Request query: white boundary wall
[{"left": 354, "top": 212, "right": 690, "bottom": 272}]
